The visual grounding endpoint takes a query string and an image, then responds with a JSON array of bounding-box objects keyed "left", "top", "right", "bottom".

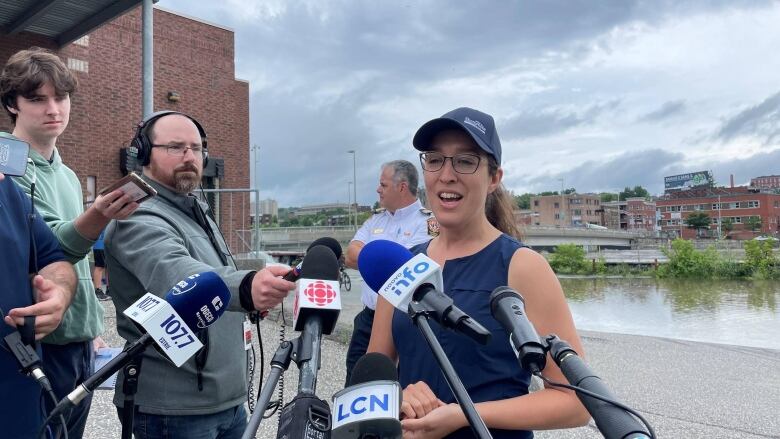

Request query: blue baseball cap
[{"left": 412, "top": 107, "right": 502, "bottom": 164}]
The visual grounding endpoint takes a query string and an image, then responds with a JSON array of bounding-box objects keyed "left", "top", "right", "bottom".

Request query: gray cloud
[
  {"left": 505, "top": 148, "right": 683, "bottom": 194},
  {"left": 638, "top": 100, "right": 686, "bottom": 123},
  {"left": 160, "top": 0, "right": 779, "bottom": 205},
  {"left": 715, "top": 91, "right": 780, "bottom": 144},
  {"left": 502, "top": 100, "right": 620, "bottom": 140}
]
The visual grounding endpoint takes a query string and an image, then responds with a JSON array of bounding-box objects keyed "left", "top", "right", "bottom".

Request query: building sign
[{"left": 664, "top": 171, "right": 712, "bottom": 192}]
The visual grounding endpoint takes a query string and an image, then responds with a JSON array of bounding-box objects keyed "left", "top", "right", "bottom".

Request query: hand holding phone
[
  {"left": 0, "top": 137, "right": 30, "bottom": 177},
  {"left": 98, "top": 172, "right": 157, "bottom": 203}
]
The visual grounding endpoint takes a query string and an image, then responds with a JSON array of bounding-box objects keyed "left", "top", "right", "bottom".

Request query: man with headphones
[
  {"left": 104, "top": 111, "right": 295, "bottom": 438},
  {"left": 1, "top": 47, "right": 139, "bottom": 438}
]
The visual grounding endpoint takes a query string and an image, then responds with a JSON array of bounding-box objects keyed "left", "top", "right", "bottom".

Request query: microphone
[
  {"left": 292, "top": 244, "right": 342, "bottom": 335},
  {"left": 358, "top": 239, "right": 491, "bottom": 344},
  {"left": 332, "top": 353, "right": 402, "bottom": 439},
  {"left": 548, "top": 338, "right": 652, "bottom": 439},
  {"left": 489, "top": 286, "right": 547, "bottom": 374},
  {"left": 49, "top": 271, "right": 230, "bottom": 418},
  {"left": 283, "top": 237, "right": 343, "bottom": 282}
]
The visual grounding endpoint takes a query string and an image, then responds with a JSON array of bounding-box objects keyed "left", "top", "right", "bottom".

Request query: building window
[
  {"left": 712, "top": 203, "right": 719, "bottom": 210},
  {"left": 533, "top": 200, "right": 539, "bottom": 207},
  {"left": 747, "top": 200, "right": 759, "bottom": 208},
  {"left": 74, "top": 35, "right": 89, "bottom": 46},
  {"left": 67, "top": 58, "right": 88, "bottom": 73},
  {"left": 554, "top": 202, "right": 559, "bottom": 209}
]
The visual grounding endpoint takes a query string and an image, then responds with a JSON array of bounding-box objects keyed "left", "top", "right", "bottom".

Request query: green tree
[
  {"left": 548, "top": 243, "right": 588, "bottom": 274},
  {"left": 721, "top": 217, "right": 734, "bottom": 234},
  {"left": 745, "top": 216, "right": 762, "bottom": 232},
  {"left": 685, "top": 212, "right": 711, "bottom": 237},
  {"left": 563, "top": 187, "right": 577, "bottom": 195},
  {"left": 619, "top": 185, "right": 650, "bottom": 200},
  {"left": 539, "top": 191, "right": 558, "bottom": 196},
  {"left": 600, "top": 192, "right": 618, "bottom": 202},
  {"left": 744, "top": 239, "right": 777, "bottom": 277},
  {"left": 658, "top": 239, "right": 720, "bottom": 278},
  {"left": 514, "top": 193, "right": 532, "bottom": 209}
]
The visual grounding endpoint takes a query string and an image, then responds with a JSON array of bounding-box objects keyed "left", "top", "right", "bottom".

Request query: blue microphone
[
  {"left": 49, "top": 272, "right": 230, "bottom": 418},
  {"left": 358, "top": 240, "right": 490, "bottom": 344}
]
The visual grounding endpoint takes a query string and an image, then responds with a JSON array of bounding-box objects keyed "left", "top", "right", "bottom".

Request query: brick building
[
  {"left": 530, "top": 193, "right": 602, "bottom": 227},
  {"left": 0, "top": 5, "right": 250, "bottom": 252},
  {"left": 751, "top": 175, "right": 780, "bottom": 190},
  {"left": 656, "top": 187, "right": 780, "bottom": 239},
  {"left": 598, "top": 198, "right": 657, "bottom": 233}
]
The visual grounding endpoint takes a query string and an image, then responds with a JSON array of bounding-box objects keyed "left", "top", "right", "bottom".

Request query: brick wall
[{"left": 1, "top": 7, "right": 251, "bottom": 252}]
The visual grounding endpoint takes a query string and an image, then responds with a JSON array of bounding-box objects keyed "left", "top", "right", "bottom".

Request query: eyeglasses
[
  {"left": 419, "top": 152, "right": 482, "bottom": 174},
  {"left": 152, "top": 144, "right": 204, "bottom": 157}
]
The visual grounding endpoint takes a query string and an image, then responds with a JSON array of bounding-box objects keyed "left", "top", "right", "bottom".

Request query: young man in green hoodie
[{"left": 0, "top": 47, "right": 139, "bottom": 438}]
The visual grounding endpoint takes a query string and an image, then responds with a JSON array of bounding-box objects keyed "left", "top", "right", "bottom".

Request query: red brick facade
[
  {"left": 1, "top": 7, "right": 251, "bottom": 252},
  {"left": 656, "top": 187, "right": 780, "bottom": 239}
]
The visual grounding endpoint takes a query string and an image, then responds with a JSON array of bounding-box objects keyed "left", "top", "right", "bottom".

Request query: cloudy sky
[{"left": 162, "top": 0, "right": 780, "bottom": 207}]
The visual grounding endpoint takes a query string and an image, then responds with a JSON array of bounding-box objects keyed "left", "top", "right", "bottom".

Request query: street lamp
[
  {"left": 347, "top": 150, "right": 357, "bottom": 230},
  {"left": 347, "top": 181, "right": 353, "bottom": 228}
]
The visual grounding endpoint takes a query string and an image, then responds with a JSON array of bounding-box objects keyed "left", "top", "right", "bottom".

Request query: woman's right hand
[{"left": 401, "top": 381, "right": 445, "bottom": 419}]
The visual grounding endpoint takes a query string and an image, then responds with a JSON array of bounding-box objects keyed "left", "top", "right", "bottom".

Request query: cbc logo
[{"left": 304, "top": 281, "right": 337, "bottom": 306}]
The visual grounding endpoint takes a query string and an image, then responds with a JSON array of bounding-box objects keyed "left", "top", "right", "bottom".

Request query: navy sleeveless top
[{"left": 392, "top": 234, "right": 533, "bottom": 439}]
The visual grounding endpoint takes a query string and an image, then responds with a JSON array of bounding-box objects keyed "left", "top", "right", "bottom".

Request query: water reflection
[{"left": 559, "top": 277, "right": 780, "bottom": 350}]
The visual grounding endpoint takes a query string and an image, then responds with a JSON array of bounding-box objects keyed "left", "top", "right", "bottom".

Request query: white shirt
[{"left": 352, "top": 199, "right": 432, "bottom": 309}]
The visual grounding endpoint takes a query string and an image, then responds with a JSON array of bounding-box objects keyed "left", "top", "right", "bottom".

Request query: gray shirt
[{"left": 105, "top": 175, "right": 251, "bottom": 415}]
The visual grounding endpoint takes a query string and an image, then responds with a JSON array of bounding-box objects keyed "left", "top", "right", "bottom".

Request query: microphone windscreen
[
  {"left": 300, "top": 245, "right": 340, "bottom": 281},
  {"left": 164, "top": 271, "right": 231, "bottom": 330},
  {"left": 358, "top": 240, "right": 413, "bottom": 292},
  {"left": 349, "top": 352, "right": 398, "bottom": 386},
  {"left": 308, "top": 236, "right": 343, "bottom": 260}
]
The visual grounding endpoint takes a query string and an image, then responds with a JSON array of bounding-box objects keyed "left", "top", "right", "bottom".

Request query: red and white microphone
[{"left": 292, "top": 245, "right": 341, "bottom": 335}]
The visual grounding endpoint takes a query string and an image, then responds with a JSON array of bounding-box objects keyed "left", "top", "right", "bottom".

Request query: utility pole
[{"left": 558, "top": 178, "right": 565, "bottom": 227}]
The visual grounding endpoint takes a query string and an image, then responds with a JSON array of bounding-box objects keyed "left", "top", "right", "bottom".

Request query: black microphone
[
  {"left": 48, "top": 271, "right": 231, "bottom": 420},
  {"left": 489, "top": 286, "right": 547, "bottom": 374},
  {"left": 548, "top": 338, "right": 652, "bottom": 439},
  {"left": 283, "top": 237, "right": 343, "bottom": 282},
  {"left": 332, "top": 353, "right": 402, "bottom": 439}
]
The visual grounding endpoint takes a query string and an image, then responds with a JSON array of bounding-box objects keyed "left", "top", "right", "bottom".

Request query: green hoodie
[{"left": 4, "top": 132, "right": 104, "bottom": 344}]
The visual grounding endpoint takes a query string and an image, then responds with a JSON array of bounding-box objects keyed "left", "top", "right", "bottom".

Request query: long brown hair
[{"left": 486, "top": 156, "right": 522, "bottom": 239}]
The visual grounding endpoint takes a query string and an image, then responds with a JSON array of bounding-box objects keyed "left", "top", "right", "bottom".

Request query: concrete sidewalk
[{"left": 83, "top": 300, "right": 779, "bottom": 438}]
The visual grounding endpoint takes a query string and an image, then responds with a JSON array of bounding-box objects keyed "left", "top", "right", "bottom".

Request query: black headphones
[{"left": 130, "top": 110, "right": 208, "bottom": 166}]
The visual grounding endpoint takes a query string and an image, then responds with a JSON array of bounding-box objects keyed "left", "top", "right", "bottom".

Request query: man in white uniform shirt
[{"left": 344, "top": 160, "right": 434, "bottom": 383}]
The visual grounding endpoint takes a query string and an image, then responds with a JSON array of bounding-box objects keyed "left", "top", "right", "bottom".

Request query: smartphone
[
  {"left": 99, "top": 172, "right": 157, "bottom": 203},
  {"left": 0, "top": 137, "right": 30, "bottom": 176}
]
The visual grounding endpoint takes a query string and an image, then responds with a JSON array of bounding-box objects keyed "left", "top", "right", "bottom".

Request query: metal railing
[{"left": 197, "top": 188, "right": 260, "bottom": 256}]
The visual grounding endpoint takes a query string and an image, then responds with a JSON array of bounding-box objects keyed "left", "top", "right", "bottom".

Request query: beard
[{"left": 174, "top": 168, "right": 201, "bottom": 193}]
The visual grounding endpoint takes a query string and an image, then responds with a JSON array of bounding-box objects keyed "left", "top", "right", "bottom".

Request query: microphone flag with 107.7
[
  {"left": 332, "top": 352, "right": 402, "bottom": 439},
  {"left": 358, "top": 239, "right": 491, "bottom": 344},
  {"left": 292, "top": 244, "right": 342, "bottom": 335},
  {"left": 49, "top": 271, "right": 231, "bottom": 419}
]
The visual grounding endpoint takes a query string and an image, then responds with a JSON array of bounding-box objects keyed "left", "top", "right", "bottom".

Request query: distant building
[
  {"left": 255, "top": 198, "right": 278, "bottom": 217},
  {"left": 656, "top": 186, "right": 780, "bottom": 239},
  {"left": 293, "top": 203, "right": 351, "bottom": 217},
  {"left": 530, "top": 193, "right": 602, "bottom": 227},
  {"left": 751, "top": 175, "right": 780, "bottom": 190}
]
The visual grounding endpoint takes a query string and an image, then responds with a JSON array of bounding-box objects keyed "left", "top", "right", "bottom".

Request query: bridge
[{"left": 246, "top": 225, "right": 639, "bottom": 257}]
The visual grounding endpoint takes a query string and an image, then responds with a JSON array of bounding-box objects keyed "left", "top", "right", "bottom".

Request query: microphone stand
[
  {"left": 120, "top": 355, "right": 143, "bottom": 439},
  {"left": 242, "top": 340, "right": 294, "bottom": 439},
  {"left": 408, "top": 301, "right": 493, "bottom": 439},
  {"left": 242, "top": 316, "right": 331, "bottom": 439}
]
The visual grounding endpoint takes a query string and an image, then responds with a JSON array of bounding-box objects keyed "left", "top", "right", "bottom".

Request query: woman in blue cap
[{"left": 368, "top": 107, "right": 589, "bottom": 438}]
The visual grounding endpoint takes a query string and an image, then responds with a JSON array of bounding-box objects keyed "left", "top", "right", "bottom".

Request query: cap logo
[{"left": 463, "top": 117, "right": 486, "bottom": 135}]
